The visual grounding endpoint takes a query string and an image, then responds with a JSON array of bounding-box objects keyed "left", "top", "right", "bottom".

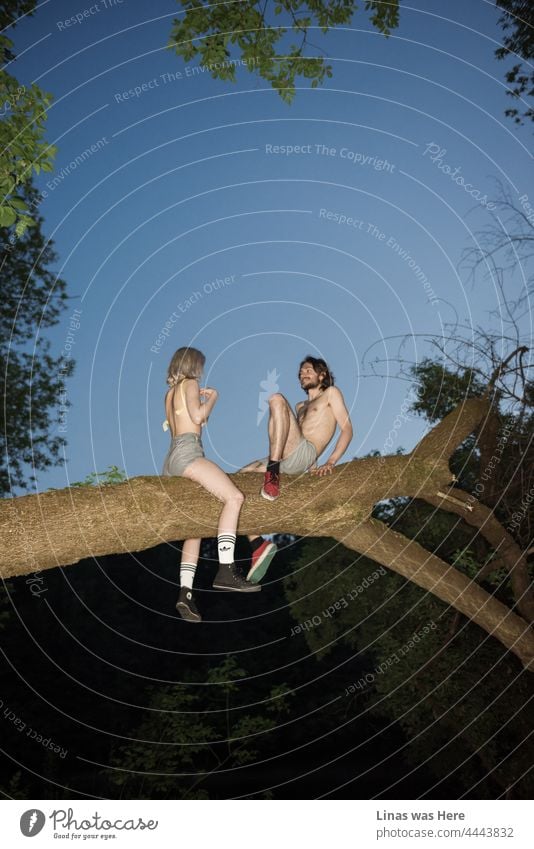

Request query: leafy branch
[{"left": 168, "top": 0, "right": 400, "bottom": 102}]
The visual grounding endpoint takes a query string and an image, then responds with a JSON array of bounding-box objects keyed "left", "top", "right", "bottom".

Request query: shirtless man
[{"left": 241, "top": 356, "right": 354, "bottom": 584}]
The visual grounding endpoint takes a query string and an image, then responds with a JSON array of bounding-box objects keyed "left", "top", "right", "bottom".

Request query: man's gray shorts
[
  {"left": 162, "top": 432, "right": 205, "bottom": 476},
  {"left": 260, "top": 437, "right": 317, "bottom": 474}
]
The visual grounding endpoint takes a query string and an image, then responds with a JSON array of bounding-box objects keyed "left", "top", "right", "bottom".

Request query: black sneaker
[
  {"left": 213, "top": 563, "right": 262, "bottom": 592},
  {"left": 176, "top": 587, "right": 202, "bottom": 622}
]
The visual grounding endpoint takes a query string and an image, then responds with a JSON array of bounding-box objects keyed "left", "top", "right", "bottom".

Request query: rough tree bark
[{"left": 1, "top": 397, "right": 533, "bottom": 668}]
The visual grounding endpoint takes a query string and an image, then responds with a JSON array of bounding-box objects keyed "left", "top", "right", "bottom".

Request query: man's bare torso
[{"left": 296, "top": 388, "right": 337, "bottom": 456}]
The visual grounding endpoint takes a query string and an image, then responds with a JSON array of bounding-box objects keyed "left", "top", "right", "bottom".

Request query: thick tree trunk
[
  {"left": 0, "top": 452, "right": 453, "bottom": 576},
  {"left": 1, "top": 396, "right": 532, "bottom": 668}
]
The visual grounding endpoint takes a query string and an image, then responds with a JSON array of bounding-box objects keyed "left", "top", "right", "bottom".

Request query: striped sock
[
  {"left": 180, "top": 562, "right": 197, "bottom": 590},
  {"left": 217, "top": 533, "right": 236, "bottom": 564}
]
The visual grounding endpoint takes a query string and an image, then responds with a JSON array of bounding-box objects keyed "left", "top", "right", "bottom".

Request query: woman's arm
[{"left": 185, "top": 379, "right": 218, "bottom": 425}]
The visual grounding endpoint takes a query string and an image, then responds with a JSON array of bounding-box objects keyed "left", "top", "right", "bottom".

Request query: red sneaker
[
  {"left": 247, "top": 540, "right": 278, "bottom": 583},
  {"left": 261, "top": 469, "right": 280, "bottom": 500}
]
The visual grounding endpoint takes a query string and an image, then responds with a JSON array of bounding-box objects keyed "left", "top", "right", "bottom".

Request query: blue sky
[{"left": 7, "top": 0, "right": 532, "bottom": 489}]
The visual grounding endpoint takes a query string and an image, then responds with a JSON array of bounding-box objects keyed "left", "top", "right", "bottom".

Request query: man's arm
[{"left": 311, "top": 387, "right": 353, "bottom": 476}]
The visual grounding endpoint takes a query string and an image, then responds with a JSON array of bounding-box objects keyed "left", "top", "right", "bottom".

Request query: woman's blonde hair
[{"left": 166, "top": 346, "right": 205, "bottom": 387}]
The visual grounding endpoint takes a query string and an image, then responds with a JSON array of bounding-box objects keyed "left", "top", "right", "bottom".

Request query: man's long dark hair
[{"left": 298, "top": 356, "right": 335, "bottom": 391}]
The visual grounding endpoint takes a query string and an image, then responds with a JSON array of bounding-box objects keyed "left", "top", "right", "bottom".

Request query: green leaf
[
  {"left": 15, "top": 218, "right": 27, "bottom": 237},
  {"left": 0, "top": 204, "right": 16, "bottom": 226},
  {"left": 9, "top": 197, "right": 27, "bottom": 211}
]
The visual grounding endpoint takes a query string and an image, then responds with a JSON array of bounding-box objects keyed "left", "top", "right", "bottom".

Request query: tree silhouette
[{"left": 0, "top": 180, "right": 74, "bottom": 496}]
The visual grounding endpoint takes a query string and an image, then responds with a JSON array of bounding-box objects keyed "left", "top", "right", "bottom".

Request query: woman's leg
[
  {"left": 180, "top": 537, "right": 201, "bottom": 589},
  {"left": 182, "top": 458, "right": 259, "bottom": 592},
  {"left": 182, "top": 458, "right": 244, "bottom": 560},
  {"left": 176, "top": 537, "right": 203, "bottom": 623}
]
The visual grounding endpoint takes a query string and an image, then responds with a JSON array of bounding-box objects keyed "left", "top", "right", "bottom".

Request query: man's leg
[
  {"left": 235, "top": 460, "right": 265, "bottom": 544},
  {"left": 235, "top": 461, "right": 267, "bottom": 545},
  {"left": 239, "top": 394, "right": 303, "bottom": 580},
  {"left": 267, "top": 393, "right": 302, "bottom": 461},
  {"left": 232, "top": 460, "right": 277, "bottom": 577},
  {"left": 238, "top": 459, "right": 267, "bottom": 473},
  {"left": 239, "top": 394, "right": 302, "bottom": 474},
  {"left": 261, "top": 393, "right": 303, "bottom": 500},
  {"left": 238, "top": 393, "right": 302, "bottom": 503}
]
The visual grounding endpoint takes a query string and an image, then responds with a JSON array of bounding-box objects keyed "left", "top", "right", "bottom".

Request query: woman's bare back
[{"left": 164, "top": 379, "right": 202, "bottom": 437}]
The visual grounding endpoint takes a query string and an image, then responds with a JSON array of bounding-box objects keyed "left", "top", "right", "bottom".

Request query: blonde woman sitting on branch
[{"left": 161, "top": 346, "right": 260, "bottom": 622}]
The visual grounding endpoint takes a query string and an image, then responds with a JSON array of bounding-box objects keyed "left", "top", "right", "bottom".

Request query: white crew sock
[
  {"left": 180, "top": 562, "right": 197, "bottom": 590},
  {"left": 217, "top": 533, "right": 236, "bottom": 565}
]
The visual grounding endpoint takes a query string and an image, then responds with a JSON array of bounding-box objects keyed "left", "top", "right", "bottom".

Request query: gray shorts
[
  {"left": 162, "top": 432, "right": 205, "bottom": 477},
  {"left": 260, "top": 437, "right": 317, "bottom": 474}
]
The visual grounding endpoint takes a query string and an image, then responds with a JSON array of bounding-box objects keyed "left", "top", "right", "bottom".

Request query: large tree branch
[
  {"left": 335, "top": 519, "right": 534, "bottom": 670},
  {"left": 410, "top": 397, "right": 491, "bottom": 460},
  {"left": 4, "top": 387, "right": 493, "bottom": 579},
  {"left": 2, "top": 395, "right": 533, "bottom": 666},
  {"left": 0, "top": 450, "right": 454, "bottom": 578},
  {"left": 424, "top": 488, "right": 534, "bottom": 623}
]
